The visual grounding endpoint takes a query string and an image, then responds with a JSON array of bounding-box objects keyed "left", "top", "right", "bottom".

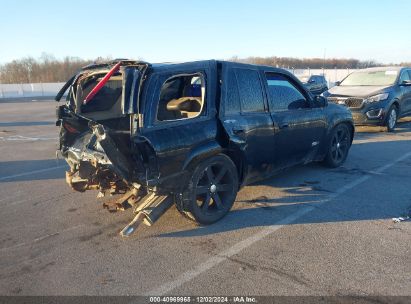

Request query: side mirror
[
  {"left": 314, "top": 96, "right": 328, "bottom": 108},
  {"left": 334, "top": 81, "right": 341, "bottom": 86},
  {"left": 399, "top": 80, "right": 411, "bottom": 86},
  {"left": 309, "top": 79, "right": 316, "bottom": 83}
]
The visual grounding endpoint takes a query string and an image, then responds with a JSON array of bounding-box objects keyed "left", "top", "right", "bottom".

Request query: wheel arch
[
  {"left": 391, "top": 99, "right": 400, "bottom": 114},
  {"left": 329, "top": 119, "right": 355, "bottom": 143},
  {"left": 182, "top": 141, "right": 223, "bottom": 173},
  {"left": 182, "top": 144, "right": 246, "bottom": 189},
  {"left": 318, "top": 118, "right": 354, "bottom": 159}
]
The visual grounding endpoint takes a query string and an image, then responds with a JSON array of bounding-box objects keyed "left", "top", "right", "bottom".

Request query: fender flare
[
  {"left": 182, "top": 141, "right": 223, "bottom": 173},
  {"left": 319, "top": 116, "right": 354, "bottom": 157}
]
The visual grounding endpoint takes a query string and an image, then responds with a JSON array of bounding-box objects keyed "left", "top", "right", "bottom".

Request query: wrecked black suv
[{"left": 56, "top": 60, "right": 354, "bottom": 236}]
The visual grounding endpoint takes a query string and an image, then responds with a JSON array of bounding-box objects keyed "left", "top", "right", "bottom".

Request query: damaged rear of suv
[{"left": 56, "top": 59, "right": 353, "bottom": 236}]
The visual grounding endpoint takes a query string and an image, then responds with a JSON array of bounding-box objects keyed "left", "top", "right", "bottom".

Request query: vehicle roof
[{"left": 150, "top": 59, "right": 291, "bottom": 74}]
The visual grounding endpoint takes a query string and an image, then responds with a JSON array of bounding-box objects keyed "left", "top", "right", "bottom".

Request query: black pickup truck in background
[{"left": 298, "top": 74, "right": 328, "bottom": 96}]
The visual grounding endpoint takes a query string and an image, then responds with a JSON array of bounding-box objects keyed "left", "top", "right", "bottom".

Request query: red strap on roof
[{"left": 83, "top": 61, "right": 122, "bottom": 104}]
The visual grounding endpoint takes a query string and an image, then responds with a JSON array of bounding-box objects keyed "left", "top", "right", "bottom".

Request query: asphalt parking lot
[{"left": 0, "top": 99, "right": 410, "bottom": 297}]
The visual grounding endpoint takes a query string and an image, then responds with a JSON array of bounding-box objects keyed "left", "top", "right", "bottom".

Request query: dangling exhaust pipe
[{"left": 120, "top": 193, "right": 174, "bottom": 237}]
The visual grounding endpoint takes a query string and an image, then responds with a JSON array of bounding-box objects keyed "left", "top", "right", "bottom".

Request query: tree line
[
  {"left": 0, "top": 54, "right": 105, "bottom": 84},
  {"left": 0, "top": 54, "right": 409, "bottom": 84},
  {"left": 231, "top": 56, "right": 410, "bottom": 70}
]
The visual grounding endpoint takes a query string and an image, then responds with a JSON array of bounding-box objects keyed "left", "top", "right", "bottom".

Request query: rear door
[
  {"left": 136, "top": 62, "right": 218, "bottom": 188},
  {"left": 263, "top": 72, "right": 327, "bottom": 169},
  {"left": 220, "top": 63, "right": 277, "bottom": 183}
]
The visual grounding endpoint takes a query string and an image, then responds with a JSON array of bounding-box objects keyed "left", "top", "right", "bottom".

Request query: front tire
[
  {"left": 323, "top": 124, "right": 351, "bottom": 168},
  {"left": 386, "top": 105, "right": 398, "bottom": 132},
  {"left": 177, "top": 154, "right": 239, "bottom": 225}
]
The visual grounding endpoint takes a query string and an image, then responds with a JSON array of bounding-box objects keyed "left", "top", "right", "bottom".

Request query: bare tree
[
  {"left": 0, "top": 55, "right": 95, "bottom": 84},
  {"left": 229, "top": 56, "right": 380, "bottom": 69}
]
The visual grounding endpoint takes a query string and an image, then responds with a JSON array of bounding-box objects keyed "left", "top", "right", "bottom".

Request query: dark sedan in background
[
  {"left": 298, "top": 75, "right": 328, "bottom": 96},
  {"left": 322, "top": 67, "right": 411, "bottom": 131}
]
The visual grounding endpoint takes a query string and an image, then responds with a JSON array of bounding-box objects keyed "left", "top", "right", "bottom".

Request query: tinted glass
[
  {"left": 224, "top": 69, "right": 241, "bottom": 114},
  {"left": 399, "top": 70, "right": 411, "bottom": 82},
  {"left": 235, "top": 68, "right": 265, "bottom": 113},
  {"left": 266, "top": 73, "right": 307, "bottom": 111},
  {"left": 80, "top": 78, "right": 122, "bottom": 113}
]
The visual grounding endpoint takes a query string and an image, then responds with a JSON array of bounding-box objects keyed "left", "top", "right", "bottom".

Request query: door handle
[{"left": 279, "top": 123, "right": 289, "bottom": 129}]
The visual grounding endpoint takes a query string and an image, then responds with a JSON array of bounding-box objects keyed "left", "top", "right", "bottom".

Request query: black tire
[
  {"left": 177, "top": 154, "right": 239, "bottom": 225},
  {"left": 385, "top": 105, "right": 398, "bottom": 132},
  {"left": 323, "top": 124, "right": 351, "bottom": 168}
]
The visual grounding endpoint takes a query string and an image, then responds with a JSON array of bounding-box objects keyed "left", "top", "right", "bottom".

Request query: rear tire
[
  {"left": 386, "top": 105, "right": 398, "bottom": 132},
  {"left": 323, "top": 124, "right": 351, "bottom": 168},
  {"left": 177, "top": 154, "right": 239, "bottom": 225}
]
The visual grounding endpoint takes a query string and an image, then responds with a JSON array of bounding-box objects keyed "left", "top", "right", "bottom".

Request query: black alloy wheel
[
  {"left": 324, "top": 124, "right": 351, "bottom": 168},
  {"left": 178, "top": 154, "right": 239, "bottom": 225}
]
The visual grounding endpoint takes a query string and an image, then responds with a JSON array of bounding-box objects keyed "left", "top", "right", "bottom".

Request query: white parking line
[
  {"left": 146, "top": 151, "right": 411, "bottom": 296},
  {"left": 0, "top": 165, "right": 67, "bottom": 181},
  {"left": 0, "top": 135, "right": 58, "bottom": 141}
]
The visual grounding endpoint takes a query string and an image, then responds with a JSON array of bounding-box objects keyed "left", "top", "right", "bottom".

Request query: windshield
[
  {"left": 340, "top": 70, "right": 398, "bottom": 86},
  {"left": 298, "top": 76, "right": 310, "bottom": 83}
]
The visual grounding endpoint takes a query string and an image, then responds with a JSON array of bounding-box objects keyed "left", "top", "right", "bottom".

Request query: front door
[{"left": 263, "top": 72, "right": 327, "bottom": 169}]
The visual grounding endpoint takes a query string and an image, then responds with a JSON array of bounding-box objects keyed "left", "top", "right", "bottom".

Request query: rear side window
[
  {"left": 156, "top": 73, "right": 205, "bottom": 122},
  {"left": 265, "top": 73, "right": 308, "bottom": 111},
  {"left": 224, "top": 69, "right": 241, "bottom": 114},
  {"left": 234, "top": 68, "right": 265, "bottom": 113}
]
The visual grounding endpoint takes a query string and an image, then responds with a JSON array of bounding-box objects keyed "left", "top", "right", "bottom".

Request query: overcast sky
[{"left": 1, "top": 0, "right": 410, "bottom": 64}]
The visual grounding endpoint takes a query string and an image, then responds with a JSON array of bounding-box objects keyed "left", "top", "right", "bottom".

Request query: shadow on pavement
[
  {"left": 355, "top": 118, "right": 411, "bottom": 139},
  {"left": 156, "top": 139, "right": 411, "bottom": 238},
  {"left": 0, "top": 159, "right": 67, "bottom": 182}
]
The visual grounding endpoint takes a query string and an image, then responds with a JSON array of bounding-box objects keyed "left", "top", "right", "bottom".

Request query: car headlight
[{"left": 364, "top": 93, "right": 389, "bottom": 103}]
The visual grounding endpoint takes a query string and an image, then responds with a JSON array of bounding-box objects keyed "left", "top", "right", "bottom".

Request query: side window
[
  {"left": 234, "top": 68, "right": 265, "bottom": 113},
  {"left": 224, "top": 69, "right": 241, "bottom": 114},
  {"left": 265, "top": 73, "right": 308, "bottom": 111},
  {"left": 156, "top": 73, "right": 205, "bottom": 122},
  {"left": 399, "top": 70, "right": 411, "bottom": 83}
]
